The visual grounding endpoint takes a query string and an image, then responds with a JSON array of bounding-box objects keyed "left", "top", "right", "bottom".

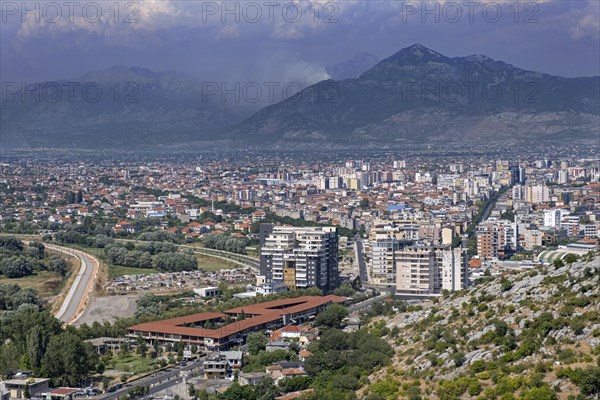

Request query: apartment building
[
  {"left": 476, "top": 222, "right": 507, "bottom": 259},
  {"left": 202, "top": 351, "right": 243, "bottom": 380},
  {"left": 369, "top": 220, "right": 423, "bottom": 242},
  {"left": 526, "top": 185, "right": 551, "bottom": 204},
  {"left": 370, "top": 238, "right": 414, "bottom": 285},
  {"left": 441, "top": 247, "right": 469, "bottom": 292},
  {"left": 259, "top": 224, "right": 339, "bottom": 292},
  {"left": 395, "top": 245, "right": 469, "bottom": 295}
]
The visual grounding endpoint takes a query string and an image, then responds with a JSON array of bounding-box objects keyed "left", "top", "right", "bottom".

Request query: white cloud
[
  {"left": 282, "top": 60, "right": 330, "bottom": 86},
  {"left": 569, "top": 7, "right": 600, "bottom": 41},
  {"left": 15, "top": 0, "right": 181, "bottom": 40},
  {"left": 217, "top": 24, "right": 240, "bottom": 39}
]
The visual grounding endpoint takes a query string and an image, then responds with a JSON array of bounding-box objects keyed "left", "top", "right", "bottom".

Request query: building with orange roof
[{"left": 128, "top": 295, "right": 347, "bottom": 350}]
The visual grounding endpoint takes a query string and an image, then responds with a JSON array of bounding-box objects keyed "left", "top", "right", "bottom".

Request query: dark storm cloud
[{"left": 1, "top": 0, "right": 599, "bottom": 84}]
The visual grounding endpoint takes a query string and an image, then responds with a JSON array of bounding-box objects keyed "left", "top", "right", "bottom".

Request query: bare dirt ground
[{"left": 74, "top": 294, "right": 138, "bottom": 326}]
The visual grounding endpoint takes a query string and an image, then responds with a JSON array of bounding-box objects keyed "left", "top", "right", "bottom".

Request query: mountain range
[
  {"left": 1, "top": 45, "right": 598, "bottom": 151},
  {"left": 227, "top": 44, "right": 600, "bottom": 149},
  {"left": 0, "top": 66, "right": 249, "bottom": 149}
]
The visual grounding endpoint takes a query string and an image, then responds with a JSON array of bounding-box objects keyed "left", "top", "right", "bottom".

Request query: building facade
[
  {"left": 370, "top": 238, "right": 413, "bottom": 285},
  {"left": 259, "top": 224, "right": 338, "bottom": 292},
  {"left": 395, "top": 245, "right": 469, "bottom": 295},
  {"left": 476, "top": 222, "right": 507, "bottom": 259}
]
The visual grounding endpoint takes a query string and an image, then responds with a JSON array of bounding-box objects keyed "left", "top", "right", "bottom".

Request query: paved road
[
  {"left": 348, "top": 290, "right": 387, "bottom": 314},
  {"left": 97, "top": 361, "right": 203, "bottom": 400},
  {"left": 48, "top": 245, "right": 99, "bottom": 323},
  {"left": 354, "top": 235, "right": 368, "bottom": 283}
]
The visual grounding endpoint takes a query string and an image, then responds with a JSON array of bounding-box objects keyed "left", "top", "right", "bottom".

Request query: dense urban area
[{"left": 0, "top": 148, "right": 599, "bottom": 400}]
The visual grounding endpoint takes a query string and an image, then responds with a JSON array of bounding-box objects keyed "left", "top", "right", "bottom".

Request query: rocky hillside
[{"left": 362, "top": 251, "right": 600, "bottom": 400}]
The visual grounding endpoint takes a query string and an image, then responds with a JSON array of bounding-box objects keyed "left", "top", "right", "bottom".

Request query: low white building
[{"left": 194, "top": 287, "right": 219, "bottom": 297}]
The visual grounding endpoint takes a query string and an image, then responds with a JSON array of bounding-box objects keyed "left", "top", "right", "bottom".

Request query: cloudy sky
[{"left": 1, "top": 0, "right": 599, "bottom": 85}]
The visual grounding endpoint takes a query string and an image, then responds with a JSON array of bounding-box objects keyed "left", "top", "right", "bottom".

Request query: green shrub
[
  {"left": 471, "top": 360, "right": 486, "bottom": 373},
  {"left": 500, "top": 278, "right": 513, "bottom": 292}
]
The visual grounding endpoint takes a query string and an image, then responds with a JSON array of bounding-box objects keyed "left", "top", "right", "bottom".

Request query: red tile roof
[
  {"left": 129, "top": 295, "right": 347, "bottom": 341},
  {"left": 50, "top": 388, "right": 80, "bottom": 396}
]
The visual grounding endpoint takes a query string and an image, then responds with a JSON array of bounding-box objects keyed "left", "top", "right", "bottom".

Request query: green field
[
  {"left": 105, "top": 353, "right": 157, "bottom": 374},
  {"left": 0, "top": 271, "right": 67, "bottom": 298},
  {"left": 195, "top": 254, "right": 238, "bottom": 271},
  {"left": 110, "top": 266, "right": 159, "bottom": 278}
]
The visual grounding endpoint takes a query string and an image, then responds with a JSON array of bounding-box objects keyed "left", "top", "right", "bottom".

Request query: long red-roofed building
[{"left": 128, "top": 295, "right": 347, "bottom": 350}]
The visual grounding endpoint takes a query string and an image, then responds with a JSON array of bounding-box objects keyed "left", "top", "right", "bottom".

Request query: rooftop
[{"left": 129, "top": 295, "right": 347, "bottom": 340}]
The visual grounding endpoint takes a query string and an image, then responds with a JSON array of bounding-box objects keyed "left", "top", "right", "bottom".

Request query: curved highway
[{"left": 46, "top": 244, "right": 99, "bottom": 323}]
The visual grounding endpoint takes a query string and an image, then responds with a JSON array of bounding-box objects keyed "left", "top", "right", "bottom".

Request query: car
[
  {"left": 180, "top": 361, "right": 187, "bottom": 366},
  {"left": 114, "top": 384, "right": 123, "bottom": 390}
]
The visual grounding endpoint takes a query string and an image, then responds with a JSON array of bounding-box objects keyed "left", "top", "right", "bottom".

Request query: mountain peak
[
  {"left": 79, "top": 65, "right": 161, "bottom": 83},
  {"left": 386, "top": 44, "right": 447, "bottom": 64},
  {"left": 407, "top": 43, "right": 429, "bottom": 50},
  {"left": 464, "top": 54, "right": 496, "bottom": 63}
]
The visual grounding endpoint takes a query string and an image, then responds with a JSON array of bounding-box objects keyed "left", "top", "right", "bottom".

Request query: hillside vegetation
[{"left": 362, "top": 251, "right": 600, "bottom": 400}]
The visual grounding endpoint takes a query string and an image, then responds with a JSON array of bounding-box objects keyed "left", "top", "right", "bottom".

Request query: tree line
[
  {"left": 0, "top": 304, "right": 101, "bottom": 386},
  {"left": 0, "top": 238, "right": 67, "bottom": 278},
  {"left": 202, "top": 233, "right": 248, "bottom": 254}
]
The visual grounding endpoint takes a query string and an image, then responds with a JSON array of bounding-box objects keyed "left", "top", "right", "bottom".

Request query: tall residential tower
[{"left": 259, "top": 224, "right": 339, "bottom": 292}]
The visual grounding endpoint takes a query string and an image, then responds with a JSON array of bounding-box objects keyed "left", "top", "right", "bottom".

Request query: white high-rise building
[
  {"left": 526, "top": 185, "right": 550, "bottom": 204},
  {"left": 543, "top": 209, "right": 568, "bottom": 229},
  {"left": 259, "top": 224, "right": 339, "bottom": 292},
  {"left": 370, "top": 238, "right": 412, "bottom": 285},
  {"left": 395, "top": 245, "right": 469, "bottom": 295},
  {"left": 441, "top": 247, "right": 469, "bottom": 292},
  {"left": 557, "top": 170, "right": 569, "bottom": 184}
]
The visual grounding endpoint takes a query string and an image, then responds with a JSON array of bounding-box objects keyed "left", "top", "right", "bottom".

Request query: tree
[
  {"left": 96, "top": 362, "right": 105, "bottom": 374},
  {"left": 136, "top": 335, "right": 147, "bottom": 358},
  {"left": 315, "top": 303, "right": 348, "bottom": 329},
  {"left": 153, "top": 252, "right": 198, "bottom": 272},
  {"left": 0, "top": 284, "right": 45, "bottom": 310},
  {"left": 26, "top": 326, "right": 45, "bottom": 372},
  {"left": 41, "top": 332, "right": 93, "bottom": 387},
  {"left": 333, "top": 283, "right": 355, "bottom": 297},
  {"left": 452, "top": 351, "right": 466, "bottom": 367},
  {"left": 47, "top": 256, "right": 68, "bottom": 275},
  {"left": 406, "top": 386, "right": 421, "bottom": 400},
  {"left": 247, "top": 332, "right": 268, "bottom": 355},
  {"left": 563, "top": 253, "right": 579, "bottom": 264},
  {"left": 500, "top": 277, "right": 513, "bottom": 292},
  {"left": 553, "top": 258, "right": 565, "bottom": 268},
  {"left": 520, "top": 386, "right": 557, "bottom": 400},
  {"left": 576, "top": 366, "right": 600, "bottom": 398},
  {"left": 0, "top": 343, "right": 20, "bottom": 379},
  {"left": 102, "top": 377, "right": 112, "bottom": 390}
]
